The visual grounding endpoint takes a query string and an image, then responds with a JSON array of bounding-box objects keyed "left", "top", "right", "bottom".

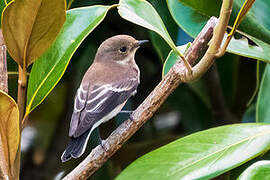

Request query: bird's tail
[{"left": 61, "top": 129, "right": 90, "bottom": 162}]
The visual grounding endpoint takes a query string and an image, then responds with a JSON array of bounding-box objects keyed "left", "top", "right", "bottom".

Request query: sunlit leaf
[
  {"left": 2, "top": 0, "right": 66, "bottom": 67},
  {"left": 224, "top": 33, "right": 270, "bottom": 63},
  {"left": 238, "top": 160, "right": 270, "bottom": 180},
  {"left": 167, "top": 0, "right": 270, "bottom": 62},
  {"left": 116, "top": 124, "right": 270, "bottom": 180},
  {"left": 148, "top": 0, "right": 179, "bottom": 62},
  {"left": 256, "top": 64, "right": 270, "bottom": 123},
  {"left": 0, "top": 90, "right": 19, "bottom": 179},
  {"left": 118, "top": 0, "right": 182, "bottom": 57},
  {"left": 162, "top": 44, "right": 189, "bottom": 77},
  {"left": 26, "top": 5, "right": 112, "bottom": 117}
]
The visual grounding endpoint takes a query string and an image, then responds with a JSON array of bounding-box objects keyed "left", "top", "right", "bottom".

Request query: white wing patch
[
  {"left": 70, "top": 78, "right": 139, "bottom": 137},
  {"left": 74, "top": 85, "right": 88, "bottom": 112}
]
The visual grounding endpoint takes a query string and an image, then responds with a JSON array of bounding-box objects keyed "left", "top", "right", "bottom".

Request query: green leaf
[
  {"left": 167, "top": 0, "right": 270, "bottom": 63},
  {"left": 2, "top": 0, "right": 66, "bottom": 68},
  {"left": 0, "top": 90, "right": 19, "bottom": 179},
  {"left": 148, "top": 0, "right": 179, "bottom": 62},
  {"left": 162, "top": 44, "right": 189, "bottom": 77},
  {"left": 26, "top": 5, "right": 112, "bottom": 116},
  {"left": 228, "top": 0, "right": 255, "bottom": 38},
  {"left": 224, "top": 34, "right": 270, "bottom": 63},
  {"left": 233, "top": 0, "right": 270, "bottom": 44},
  {"left": 238, "top": 160, "right": 270, "bottom": 180},
  {"left": 170, "top": 0, "right": 270, "bottom": 43},
  {"left": 118, "top": 0, "right": 181, "bottom": 57},
  {"left": 257, "top": 64, "right": 270, "bottom": 123},
  {"left": 116, "top": 123, "right": 270, "bottom": 180}
]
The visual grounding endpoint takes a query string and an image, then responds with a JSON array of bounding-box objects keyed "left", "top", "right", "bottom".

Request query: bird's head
[{"left": 95, "top": 35, "right": 148, "bottom": 64}]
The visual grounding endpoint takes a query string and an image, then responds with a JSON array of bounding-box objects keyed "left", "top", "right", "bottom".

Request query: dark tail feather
[{"left": 61, "top": 129, "right": 90, "bottom": 162}]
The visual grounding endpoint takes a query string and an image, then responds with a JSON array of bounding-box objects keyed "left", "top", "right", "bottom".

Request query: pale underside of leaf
[
  {"left": 2, "top": 0, "right": 66, "bottom": 67},
  {"left": 0, "top": 90, "right": 19, "bottom": 179}
]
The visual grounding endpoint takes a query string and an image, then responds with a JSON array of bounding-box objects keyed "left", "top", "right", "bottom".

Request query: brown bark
[{"left": 0, "top": 30, "right": 8, "bottom": 93}]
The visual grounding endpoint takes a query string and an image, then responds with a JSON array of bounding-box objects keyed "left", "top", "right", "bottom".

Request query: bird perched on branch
[{"left": 61, "top": 35, "right": 148, "bottom": 162}]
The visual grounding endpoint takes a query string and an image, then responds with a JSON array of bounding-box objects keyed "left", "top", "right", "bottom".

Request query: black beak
[{"left": 137, "top": 40, "right": 149, "bottom": 46}]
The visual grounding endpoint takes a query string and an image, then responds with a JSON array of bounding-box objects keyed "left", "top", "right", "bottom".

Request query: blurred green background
[{"left": 5, "top": 0, "right": 260, "bottom": 179}]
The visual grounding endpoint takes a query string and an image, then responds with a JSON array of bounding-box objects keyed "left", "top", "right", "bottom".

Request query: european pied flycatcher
[{"left": 61, "top": 35, "right": 148, "bottom": 162}]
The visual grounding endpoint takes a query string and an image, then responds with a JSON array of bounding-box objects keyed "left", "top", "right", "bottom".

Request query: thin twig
[{"left": 62, "top": 16, "right": 220, "bottom": 180}]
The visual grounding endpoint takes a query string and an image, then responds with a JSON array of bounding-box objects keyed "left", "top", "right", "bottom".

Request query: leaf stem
[{"left": 17, "top": 65, "right": 27, "bottom": 128}]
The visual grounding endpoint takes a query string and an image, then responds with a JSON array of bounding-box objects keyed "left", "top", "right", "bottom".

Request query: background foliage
[{"left": 1, "top": 0, "right": 270, "bottom": 179}]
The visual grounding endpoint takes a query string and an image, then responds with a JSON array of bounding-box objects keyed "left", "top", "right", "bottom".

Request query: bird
[{"left": 61, "top": 35, "right": 148, "bottom": 162}]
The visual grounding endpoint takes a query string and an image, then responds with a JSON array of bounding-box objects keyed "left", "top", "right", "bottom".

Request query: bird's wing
[{"left": 69, "top": 78, "right": 138, "bottom": 138}]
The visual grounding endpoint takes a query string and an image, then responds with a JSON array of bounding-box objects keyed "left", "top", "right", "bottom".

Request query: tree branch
[
  {"left": 0, "top": 30, "right": 8, "bottom": 93},
  {"left": 63, "top": 16, "right": 220, "bottom": 179}
]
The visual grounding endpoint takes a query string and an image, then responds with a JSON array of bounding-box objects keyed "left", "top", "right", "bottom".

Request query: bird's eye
[{"left": 119, "top": 46, "right": 127, "bottom": 53}]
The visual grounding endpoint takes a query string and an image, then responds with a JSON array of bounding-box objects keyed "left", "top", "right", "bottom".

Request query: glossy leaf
[
  {"left": 0, "top": 90, "right": 19, "bottom": 179},
  {"left": 224, "top": 34, "right": 270, "bottom": 63},
  {"left": 116, "top": 124, "right": 270, "bottom": 180},
  {"left": 2, "top": 0, "right": 66, "bottom": 67},
  {"left": 148, "top": 0, "right": 179, "bottom": 62},
  {"left": 256, "top": 64, "right": 270, "bottom": 123},
  {"left": 162, "top": 44, "right": 189, "bottom": 77},
  {"left": 118, "top": 0, "right": 182, "bottom": 57},
  {"left": 170, "top": 0, "right": 270, "bottom": 43},
  {"left": 26, "top": 5, "right": 112, "bottom": 116},
  {"left": 238, "top": 160, "right": 270, "bottom": 180},
  {"left": 233, "top": 0, "right": 270, "bottom": 43},
  {"left": 167, "top": 0, "right": 270, "bottom": 62}
]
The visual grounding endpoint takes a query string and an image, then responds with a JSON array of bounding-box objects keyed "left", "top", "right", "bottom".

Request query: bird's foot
[
  {"left": 97, "top": 128, "right": 107, "bottom": 151},
  {"left": 99, "top": 139, "right": 106, "bottom": 151},
  {"left": 120, "top": 110, "right": 134, "bottom": 121}
]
